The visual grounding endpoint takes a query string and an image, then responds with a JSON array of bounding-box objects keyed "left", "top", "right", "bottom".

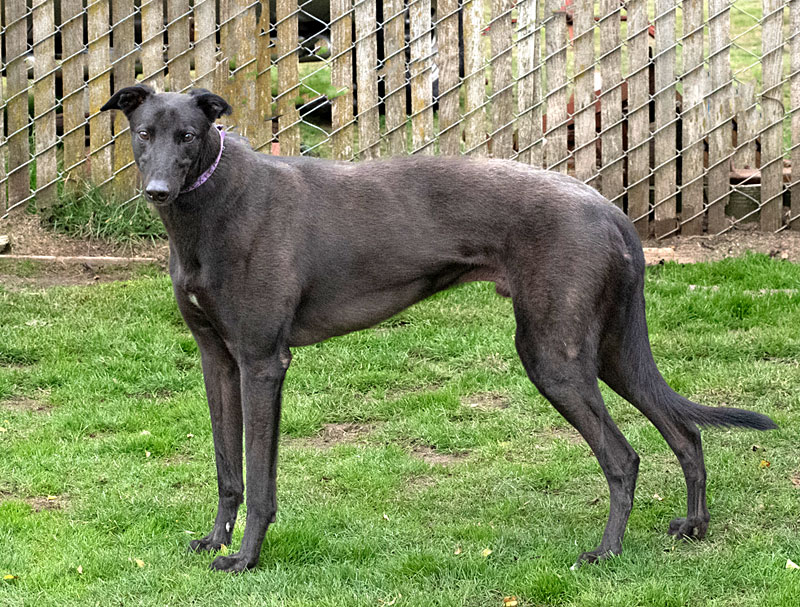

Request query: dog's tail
[{"left": 601, "top": 219, "right": 777, "bottom": 432}]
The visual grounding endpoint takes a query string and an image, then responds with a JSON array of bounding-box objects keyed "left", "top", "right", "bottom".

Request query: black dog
[{"left": 101, "top": 85, "right": 776, "bottom": 572}]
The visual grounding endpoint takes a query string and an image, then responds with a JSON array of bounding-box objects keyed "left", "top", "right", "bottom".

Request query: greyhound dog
[{"left": 101, "top": 85, "right": 776, "bottom": 572}]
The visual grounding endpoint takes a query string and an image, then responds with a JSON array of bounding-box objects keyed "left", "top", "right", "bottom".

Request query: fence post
[
  {"left": 733, "top": 81, "right": 757, "bottom": 170},
  {"left": 230, "top": 0, "right": 259, "bottom": 143},
  {"left": 516, "top": 0, "right": 541, "bottom": 166},
  {"left": 88, "top": 0, "right": 112, "bottom": 185},
  {"left": 167, "top": 0, "right": 192, "bottom": 93},
  {"left": 653, "top": 0, "right": 677, "bottom": 237},
  {"left": 255, "top": 0, "right": 274, "bottom": 153},
  {"left": 626, "top": 0, "right": 650, "bottom": 238},
  {"left": 33, "top": 0, "right": 58, "bottom": 209},
  {"left": 5, "top": 0, "right": 30, "bottom": 211},
  {"left": 599, "top": 0, "right": 623, "bottom": 207},
  {"left": 61, "top": 0, "right": 86, "bottom": 184},
  {"left": 194, "top": 0, "right": 217, "bottom": 90},
  {"left": 490, "top": 0, "right": 514, "bottom": 158},
  {"left": 572, "top": 1, "right": 595, "bottom": 185},
  {"left": 355, "top": 0, "right": 380, "bottom": 158},
  {"left": 331, "top": 0, "right": 355, "bottom": 160},
  {"left": 437, "top": 0, "right": 461, "bottom": 156},
  {"left": 791, "top": 0, "right": 800, "bottom": 229},
  {"left": 760, "top": 0, "right": 785, "bottom": 232},
  {"left": 463, "top": 0, "right": 487, "bottom": 156},
  {"left": 409, "top": 0, "right": 434, "bottom": 154},
  {"left": 544, "top": 1, "right": 568, "bottom": 173},
  {"left": 707, "top": 0, "right": 732, "bottom": 233},
  {"left": 680, "top": 0, "right": 705, "bottom": 235},
  {"left": 141, "top": 0, "right": 165, "bottom": 87}
]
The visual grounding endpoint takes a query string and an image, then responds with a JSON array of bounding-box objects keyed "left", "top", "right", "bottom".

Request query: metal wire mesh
[{"left": 0, "top": 0, "right": 797, "bottom": 239}]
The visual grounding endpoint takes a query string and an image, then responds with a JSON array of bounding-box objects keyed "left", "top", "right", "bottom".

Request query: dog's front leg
[
  {"left": 210, "top": 348, "right": 290, "bottom": 572},
  {"left": 187, "top": 326, "right": 243, "bottom": 555}
]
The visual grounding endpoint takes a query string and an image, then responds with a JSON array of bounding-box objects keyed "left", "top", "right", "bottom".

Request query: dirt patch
[
  {"left": 0, "top": 490, "right": 66, "bottom": 512},
  {"left": 461, "top": 392, "right": 510, "bottom": 411},
  {"left": 0, "top": 396, "right": 52, "bottom": 413},
  {"left": 791, "top": 474, "right": 800, "bottom": 489},
  {"left": 535, "top": 426, "right": 585, "bottom": 446},
  {"left": 410, "top": 445, "right": 468, "bottom": 466},
  {"left": 292, "top": 422, "right": 377, "bottom": 449},
  {"left": 643, "top": 228, "right": 800, "bottom": 265}
]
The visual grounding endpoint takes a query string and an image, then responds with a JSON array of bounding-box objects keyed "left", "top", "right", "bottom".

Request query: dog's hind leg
[
  {"left": 187, "top": 326, "right": 244, "bottom": 554},
  {"left": 512, "top": 299, "right": 640, "bottom": 568}
]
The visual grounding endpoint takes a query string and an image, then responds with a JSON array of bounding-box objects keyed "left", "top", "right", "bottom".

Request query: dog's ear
[
  {"left": 189, "top": 89, "right": 233, "bottom": 121},
  {"left": 100, "top": 84, "right": 154, "bottom": 116}
]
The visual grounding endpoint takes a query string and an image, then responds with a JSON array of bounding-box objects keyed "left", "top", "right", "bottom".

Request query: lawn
[{"left": 0, "top": 253, "right": 799, "bottom": 606}]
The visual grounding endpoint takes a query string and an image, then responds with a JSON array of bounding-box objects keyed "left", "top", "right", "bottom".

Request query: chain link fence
[{"left": 0, "top": 0, "right": 797, "bottom": 239}]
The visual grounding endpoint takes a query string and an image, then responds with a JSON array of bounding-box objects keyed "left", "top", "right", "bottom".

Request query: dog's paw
[
  {"left": 570, "top": 547, "right": 620, "bottom": 570},
  {"left": 668, "top": 517, "right": 708, "bottom": 540},
  {"left": 209, "top": 552, "right": 257, "bottom": 573},
  {"left": 188, "top": 535, "right": 226, "bottom": 553}
]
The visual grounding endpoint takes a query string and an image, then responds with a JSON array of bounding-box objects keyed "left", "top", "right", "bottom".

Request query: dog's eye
[
  {"left": 183, "top": 133, "right": 195, "bottom": 143},
  {"left": 137, "top": 130, "right": 149, "bottom": 141}
]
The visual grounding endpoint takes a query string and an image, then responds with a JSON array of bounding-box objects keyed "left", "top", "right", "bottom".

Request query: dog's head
[{"left": 101, "top": 85, "right": 232, "bottom": 206}]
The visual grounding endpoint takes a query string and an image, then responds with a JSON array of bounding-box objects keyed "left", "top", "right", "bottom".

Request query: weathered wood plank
[
  {"left": 112, "top": 0, "right": 137, "bottom": 194},
  {"left": 61, "top": 0, "right": 86, "bottom": 180},
  {"left": 463, "top": 0, "right": 487, "bottom": 156},
  {"left": 409, "top": 0, "right": 434, "bottom": 154},
  {"left": 0, "top": 45, "right": 5, "bottom": 212},
  {"left": 572, "top": 0, "right": 595, "bottom": 184},
  {"left": 653, "top": 0, "right": 677, "bottom": 237},
  {"left": 194, "top": 0, "right": 217, "bottom": 89},
  {"left": 680, "top": 0, "right": 705, "bottom": 235},
  {"left": 140, "top": 0, "right": 165, "bottom": 86},
  {"left": 331, "top": 0, "right": 355, "bottom": 160},
  {"left": 544, "top": 0, "right": 568, "bottom": 172},
  {"left": 733, "top": 80, "right": 757, "bottom": 170},
  {"left": 760, "top": 0, "right": 784, "bottom": 231},
  {"left": 255, "top": 0, "right": 273, "bottom": 152},
  {"left": 276, "top": 0, "right": 301, "bottom": 156},
  {"left": 515, "top": 0, "right": 542, "bottom": 166},
  {"left": 626, "top": 0, "right": 650, "bottom": 238},
  {"left": 384, "top": 0, "right": 407, "bottom": 156},
  {"left": 599, "top": 0, "right": 623, "bottom": 206},
  {"left": 167, "top": 0, "right": 192, "bottom": 92},
  {"left": 5, "top": 0, "right": 30, "bottom": 208},
  {"left": 437, "top": 0, "right": 460, "bottom": 156},
  {"left": 791, "top": 0, "right": 800, "bottom": 229},
  {"left": 355, "top": 0, "right": 380, "bottom": 158},
  {"left": 88, "top": 0, "right": 113, "bottom": 184},
  {"left": 230, "top": 0, "right": 259, "bottom": 141},
  {"left": 490, "top": 0, "right": 514, "bottom": 158},
  {"left": 33, "top": 0, "right": 58, "bottom": 209},
  {"left": 707, "top": 0, "right": 732, "bottom": 233}
]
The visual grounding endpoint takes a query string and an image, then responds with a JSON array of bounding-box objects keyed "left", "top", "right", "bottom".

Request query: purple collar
[{"left": 181, "top": 125, "right": 226, "bottom": 194}]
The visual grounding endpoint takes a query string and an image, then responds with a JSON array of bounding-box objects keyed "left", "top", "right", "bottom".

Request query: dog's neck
[{"left": 181, "top": 124, "right": 225, "bottom": 194}]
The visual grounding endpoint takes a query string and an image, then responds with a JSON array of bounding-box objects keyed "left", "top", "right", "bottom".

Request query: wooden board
[
  {"left": 733, "top": 81, "right": 757, "bottom": 170},
  {"left": 544, "top": 1, "right": 568, "bottom": 172},
  {"left": 792, "top": 0, "right": 800, "bottom": 229},
  {"left": 112, "top": 0, "right": 137, "bottom": 194},
  {"left": 355, "top": 0, "right": 380, "bottom": 158},
  {"left": 463, "top": 0, "right": 487, "bottom": 156},
  {"left": 331, "top": 0, "right": 355, "bottom": 160},
  {"left": 5, "top": 0, "right": 30, "bottom": 208},
  {"left": 255, "top": 0, "right": 274, "bottom": 152},
  {"left": 88, "top": 0, "right": 112, "bottom": 184},
  {"left": 437, "top": 0, "right": 461, "bottom": 156},
  {"left": 626, "top": 0, "right": 650, "bottom": 238},
  {"left": 167, "top": 0, "right": 192, "bottom": 92},
  {"left": 759, "top": 0, "right": 784, "bottom": 232},
  {"left": 61, "top": 0, "right": 86, "bottom": 182},
  {"left": 599, "top": 0, "right": 623, "bottom": 206},
  {"left": 707, "top": 0, "right": 732, "bottom": 233},
  {"left": 409, "top": 0, "right": 434, "bottom": 154},
  {"left": 515, "top": 0, "right": 542, "bottom": 166},
  {"left": 33, "top": 0, "right": 58, "bottom": 209},
  {"left": 680, "top": 0, "right": 705, "bottom": 235},
  {"left": 231, "top": 0, "right": 259, "bottom": 142},
  {"left": 653, "top": 0, "right": 677, "bottom": 237},
  {"left": 276, "top": 0, "right": 301, "bottom": 156},
  {"left": 490, "top": 0, "right": 514, "bottom": 158},
  {"left": 141, "top": 0, "right": 165, "bottom": 86},
  {"left": 194, "top": 0, "right": 217, "bottom": 90},
  {"left": 572, "top": 1, "right": 595, "bottom": 184}
]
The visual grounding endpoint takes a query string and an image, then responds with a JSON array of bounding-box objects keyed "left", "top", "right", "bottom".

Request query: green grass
[{"left": 1, "top": 253, "right": 799, "bottom": 606}]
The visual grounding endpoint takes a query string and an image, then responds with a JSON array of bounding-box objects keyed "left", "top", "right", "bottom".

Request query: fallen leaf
[
  {"left": 140, "top": 430, "right": 151, "bottom": 436},
  {"left": 186, "top": 433, "right": 194, "bottom": 439},
  {"left": 787, "top": 559, "right": 800, "bottom": 570},
  {"left": 454, "top": 546, "right": 462, "bottom": 555},
  {"left": 503, "top": 597, "right": 518, "bottom": 607},
  {"left": 219, "top": 544, "right": 228, "bottom": 555},
  {"left": 77, "top": 566, "right": 83, "bottom": 574},
  {"left": 46, "top": 495, "right": 57, "bottom": 501},
  {"left": 383, "top": 512, "right": 390, "bottom": 522},
  {"left": 760, "top": 460, "right": 771, "bottom": 469},
  {"left": 653, "top": 493, "right": 663, "bottom": 501},
  {"left": 0, "top": 427, "right": 6, "bottom": 433},
  {"left": 481, "top": 548, "right": 493, "bottom": 558},
  {"left": 135, "top": 559, "right": 145, "bottom": 568},
  {"left": 145, "top": 451, "right": 151, "bottom": 458},
  {"left": 3, "top": 575, "right": 16, "bottom": 581}
]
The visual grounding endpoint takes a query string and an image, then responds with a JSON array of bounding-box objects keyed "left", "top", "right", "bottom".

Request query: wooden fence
[{"left": 0, "top": 0, "right": 798, "bottom": 238}]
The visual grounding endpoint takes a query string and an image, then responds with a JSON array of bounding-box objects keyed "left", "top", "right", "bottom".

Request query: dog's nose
[{"left": 145, "top": 181, "right": 170, "bottom": 203}]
